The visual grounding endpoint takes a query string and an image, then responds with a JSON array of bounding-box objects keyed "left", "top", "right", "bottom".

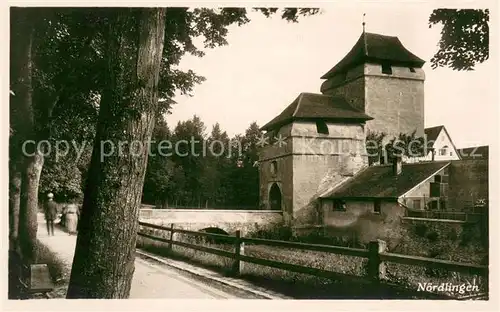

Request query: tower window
[
  {"left": 374, "top": 200, "right": 381, "bottom": 214},
  {"left": 381, "top": 63, "right": 392, "bottom": 75},
  {"left": 270, "top": 161, "right": 278, "bottom": 175},
  {"left": 409, "top": 67, "right": 416, "bottom": 73},
  {"left": 316, "top": 120, "right": 329, "bottom": 134}
]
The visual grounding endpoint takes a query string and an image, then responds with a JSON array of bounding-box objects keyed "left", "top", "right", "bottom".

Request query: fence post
[
  {"left": 231, "top": 230, "right": 241, "bottom": 276},
  {"left": 367, "top": 239, "right": 387, "bottom": 282},
  {"left": 240, "top": 239, "right": 245, "bottom": 273},
  {"left": 168, "top": 223, "right": 174, "bottom": 250}
]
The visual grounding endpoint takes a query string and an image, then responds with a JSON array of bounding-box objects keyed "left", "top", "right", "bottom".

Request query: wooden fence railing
[
  {"left": 137, "top": 221, "right": 488, "bottom": 296},
  {"left": 404, "top": 208, "right": 485, "bottom": 222},
  {"left": 141, "top": 203, "right": 258, "bottom": 210}
]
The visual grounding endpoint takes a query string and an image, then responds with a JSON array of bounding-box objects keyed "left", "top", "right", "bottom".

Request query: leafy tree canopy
[{"left": 429, "top": 9, "right": 489, "bottom": 70}]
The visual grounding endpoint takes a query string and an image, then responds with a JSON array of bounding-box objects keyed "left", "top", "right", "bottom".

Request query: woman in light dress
[{"left": 65, "top": 197, "right": 80, "bottom": 235}]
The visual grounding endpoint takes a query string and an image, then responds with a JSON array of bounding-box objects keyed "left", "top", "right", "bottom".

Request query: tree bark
[
  {"left": 66, "top": 8, "right": 166, "bottom": 299},
  {"left": 18, "top": 152, "right": 44, "bottom": 263},
  {"left": 10, "top": 8, "right": 41, "bottom": 264},
  {"left": 9, "top": 169, "right": 22, "bottom": 252}
]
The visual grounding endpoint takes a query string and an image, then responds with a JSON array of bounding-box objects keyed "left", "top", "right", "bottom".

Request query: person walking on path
[
  {"left": 64, "top": 197, "right": 80, "bottom": 235},
  {"left": 44, "top": 193, "right": 58, "bottom": 236}
]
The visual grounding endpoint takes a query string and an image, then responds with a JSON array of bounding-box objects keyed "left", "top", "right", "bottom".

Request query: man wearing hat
[{"left": 44, "top": 193, "right": 58, "bottom": 236}]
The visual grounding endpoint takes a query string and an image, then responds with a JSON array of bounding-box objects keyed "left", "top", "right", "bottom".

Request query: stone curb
[{"left": 135, "top": 249, "right": 290, "bottom": 300}]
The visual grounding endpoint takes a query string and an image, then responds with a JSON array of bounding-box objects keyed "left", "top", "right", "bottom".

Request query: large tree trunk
[
  {"left": 66, "top": 8, "right": 166, "bottom": 299},
  {"left": 9, "top": 168, "right": 22, "bottom": 252},
  {"left": 18, "top": 152, "right": 44, "bottom": 263},
  {"left": 10, "top": 8, "right": 41, "bottom": 264}
]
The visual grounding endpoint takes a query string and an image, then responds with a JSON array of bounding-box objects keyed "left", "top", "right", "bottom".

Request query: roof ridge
[
  {"left": 365, "top": 31, "right": 398, "bottom": 38},
  {"left": 363, "top": 31, "right": 368, "bottom": 56},
  {"left": 292, "top": 93, "right": 305, "bottom": 117}
]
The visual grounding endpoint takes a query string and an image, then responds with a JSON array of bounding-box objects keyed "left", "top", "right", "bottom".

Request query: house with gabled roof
[
  {"left": 405, "top": 125, "right": 461, "bottom": 163},
  {"left": 319, "top": 159, "right": 450, "bottom": 227}
]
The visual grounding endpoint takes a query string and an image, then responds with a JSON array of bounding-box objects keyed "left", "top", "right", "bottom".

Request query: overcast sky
[{"left": 164, "top": 4, "right": 497, "bottom": 149}]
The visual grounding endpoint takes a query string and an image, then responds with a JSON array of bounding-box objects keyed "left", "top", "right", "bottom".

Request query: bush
[
  {"left": 426, "top": 230, "right": 439, "bottom": 242},
  {"left": 199, "top": 228, "right": 233, "bottom": 245},
  {"left": 446, "top": 228, "right": 458, "bottom": 241},
  {"left": 248, "top": 225, "right": 293, "bottom": 241},
  {"left": 459, "top": 223, "right": 478, "bottom": 247},
  {"left": 425, "top": 248, "right": 450, "bottom": 278},
  {"left": 414, "top": 224, "right": 428, "bottom": 237}
]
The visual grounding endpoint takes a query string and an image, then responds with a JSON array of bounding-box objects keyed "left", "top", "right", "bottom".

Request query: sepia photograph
[{"left": 5, "top": 1, "right": 498, "bottom": 310}]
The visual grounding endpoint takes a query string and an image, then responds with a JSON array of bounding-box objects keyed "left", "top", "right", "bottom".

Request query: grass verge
[
  {"left": 137, "top": 227, "right": 487, "bottom": 299},
  {"left": 8, "top": 239, "right": 70, "bottom": 299}
]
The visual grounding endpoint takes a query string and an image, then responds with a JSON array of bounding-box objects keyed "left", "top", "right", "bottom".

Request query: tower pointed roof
[{"left": 321, "top": 32, "right": 425, "bottom": 79}]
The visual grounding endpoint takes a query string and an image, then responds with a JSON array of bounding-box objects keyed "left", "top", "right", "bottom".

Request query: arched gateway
[{"left": 269, "top": 183, "right": 282, "bottom": 211}]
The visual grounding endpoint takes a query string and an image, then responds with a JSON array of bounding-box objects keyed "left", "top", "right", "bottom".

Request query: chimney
[{"left": 392, "top": 155, "right": 402, "bottom": 175}]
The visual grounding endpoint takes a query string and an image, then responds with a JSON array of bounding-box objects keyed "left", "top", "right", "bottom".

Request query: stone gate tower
[
  {"left": 258, "top": 31, "right": 425, "bottom": 227},
  {"left": 258, "top": 93, "right": 372, "bottom": 226},
  {"left": 320, "top": 31, "right": 426, "bottom": 139}
]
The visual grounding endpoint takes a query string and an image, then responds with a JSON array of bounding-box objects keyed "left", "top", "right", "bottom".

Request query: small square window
[
  {"left": 333, "top": 200, "right": 346, "bottom": 211},
  {"left": 316, "top": 120, "right": 329, "bottom": 134},
  {"left": 413, "top": 199, "right": 421, "bottom": 210},
  {"left": 381, "top": 64, "right": 392, "bottom": 75},
  {"left": 374, "top": 200, "right": 381, "bottom": 213},
  {"left": 409, "top": 67, "right": 416, "bottom": 73}
]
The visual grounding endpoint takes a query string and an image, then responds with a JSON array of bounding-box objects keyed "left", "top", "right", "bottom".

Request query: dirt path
[{"left": 37, "top": 217, "right": 240, "bottom": 299}]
